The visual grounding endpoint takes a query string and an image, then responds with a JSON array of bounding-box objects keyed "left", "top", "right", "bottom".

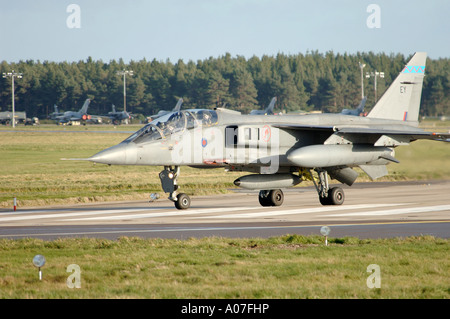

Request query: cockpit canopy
[{"left": 124, "top": 109, "right": 218, "bottom": 144}]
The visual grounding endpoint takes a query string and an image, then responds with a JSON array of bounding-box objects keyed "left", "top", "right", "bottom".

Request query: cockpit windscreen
[{"left": 123, "top": 109, "right": 218, "bottom": 144}]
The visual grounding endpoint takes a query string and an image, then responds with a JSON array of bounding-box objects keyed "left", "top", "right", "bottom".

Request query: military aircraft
[
  {"left": 148, "top": 98, "right": 183, "bottom": 121},
  {"left": 104, "top": 104, "right": 131, "bottom": 125},
  {"left": 78, "top": 52, "right": 449, "bottom": 210},
  {"left": 48, "top": 105, "right": 64, "bottom": 120},
  {"left": 54, "top": 99, "right": 92, "bottom": 125},
  {"left": 341, "top": 97, "right": 367, "bottom": 116},
  {"left": 250, "top": 97, "right": 277, "bottom": 115}
]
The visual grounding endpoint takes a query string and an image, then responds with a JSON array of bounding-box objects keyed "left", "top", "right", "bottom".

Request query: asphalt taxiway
[{"left": 1, "top": 180, "right": 449, "bottom": 240}]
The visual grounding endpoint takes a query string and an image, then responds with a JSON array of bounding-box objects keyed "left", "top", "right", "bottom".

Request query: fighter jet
[
  {"left": 148, "top": 98, "right": 183, "bottom": 121},
  {"left": 48, "top": 105, "right": 64, "bottom": 120},
  {"left": 105, "top": 104, "right": 131, "bottom": 125},
  {"left": 341, "top": 97, "right": 367, "bottom": 116},
  {"left": 250, "top": 97, "right": 277, "bottom": 115},
  {"left": 55, "top": 99, "right": 92, "bottom": 125},
  {"left": 79, "top": 52, "right": 449, "bottom": 209}
]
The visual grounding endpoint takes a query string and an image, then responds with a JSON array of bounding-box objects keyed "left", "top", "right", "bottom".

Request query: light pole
[
  {"left": 366, "top": 70, "right": 385, "bottom": 103},
  {"left": 2, "top": 70, "right": 23, "bottom": 128},
  {"left": 359, "top": 62, "right": 366, "bottom": 99},
  {"left": 116, "top": 69, "right": 133, "bottom": 113}
]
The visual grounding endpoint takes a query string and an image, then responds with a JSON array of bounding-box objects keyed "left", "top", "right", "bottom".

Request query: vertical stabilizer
[
  {"left": 79, "top": 99, "right": 91, "bottom": 114},
  {"left": 367, "top": 52, "right": 426, "bottom": 123}
]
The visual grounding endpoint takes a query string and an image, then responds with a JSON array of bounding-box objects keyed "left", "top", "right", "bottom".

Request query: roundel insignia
[
  {"left": 201, "top": 138, "right": 207, "bottom": 147},
  {"left": 261, "top": 125, "right": 271, "bottom": 142}
]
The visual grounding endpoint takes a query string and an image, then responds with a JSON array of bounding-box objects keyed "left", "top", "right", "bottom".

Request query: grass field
[
  {"left": 0, "top": 123, "right": 449, "bottom": 208},
  {"left": 0, "top": 235, "right": 448, "bottom": 298}
]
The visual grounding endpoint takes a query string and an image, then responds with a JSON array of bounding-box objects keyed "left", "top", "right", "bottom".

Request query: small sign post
[
  {"left": 320, "top": 226, "right": 331, "bottom": 246},
  {"left": 32, "top": 255, "right": 46, "bottom": 281}
]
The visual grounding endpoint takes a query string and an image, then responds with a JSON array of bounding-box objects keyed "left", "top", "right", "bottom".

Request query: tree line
[{"left": 1, "top": 51, "right": 449, "bottom": 119}]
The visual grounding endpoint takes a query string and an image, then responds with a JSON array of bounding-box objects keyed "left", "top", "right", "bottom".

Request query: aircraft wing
[
  {"left": 274, "top": 124, "right": 450, "bottom": 145},
  {"left": 334, "top": 127, "right": 450, "bottom": 142}
]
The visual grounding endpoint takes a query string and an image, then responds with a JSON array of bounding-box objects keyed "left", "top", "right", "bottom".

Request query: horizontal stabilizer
[
  {"left": 359, "top": 165, "right": 388, "bottom": 180},
  {"left": 326, "top": 167, "right": 358, "bottom": 186}
]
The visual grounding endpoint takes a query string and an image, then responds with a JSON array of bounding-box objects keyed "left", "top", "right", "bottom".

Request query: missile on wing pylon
[{"left": 234, "top": 173, "right": 302, "bottom": 190}]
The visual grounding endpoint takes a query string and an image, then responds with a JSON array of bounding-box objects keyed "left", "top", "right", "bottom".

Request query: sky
[{"left": 0, "top": 0, "right": 449, "bottom": 63}]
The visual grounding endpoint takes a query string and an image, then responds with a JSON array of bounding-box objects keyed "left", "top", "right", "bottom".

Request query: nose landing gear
[{"left": 159, "top": 166, "right": 191, "bottom": 210}]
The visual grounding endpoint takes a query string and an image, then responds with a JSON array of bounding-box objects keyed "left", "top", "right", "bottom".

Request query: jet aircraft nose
[{"left": 89, "top": 142, "right": 137, "bottom": 165}]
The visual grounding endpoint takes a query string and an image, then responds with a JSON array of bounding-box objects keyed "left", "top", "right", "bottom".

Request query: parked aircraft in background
[
  {"left": 250, "top": 97, "right": 277, "bottom": 115},
  {"left": 54, "top": 99, "right": 92, "bottom": 125},
  {"left": 74, "top": 52, "right": 450, "bottom": 210},
  {"left": 48, "top": 105, "right": 64, "bottom": 120},
  {"left": 341, "top": 97, "right": 367, "bottom": 116},
  {"left": 148, "top": 98, "right": 183, "bottom": 121},
  {"left": 104, "top": 105, "right": 131, "bottom": 125}
]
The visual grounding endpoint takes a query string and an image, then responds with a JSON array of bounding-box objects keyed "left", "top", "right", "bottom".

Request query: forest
[{"left": 1, "top": 51, "right": 449, "bottom": 119}]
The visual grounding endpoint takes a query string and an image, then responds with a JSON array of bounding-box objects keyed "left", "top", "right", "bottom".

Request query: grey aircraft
[
  {"left": 250, "top": 97, "right": 277, "bottom": 115},
  {"left": 48, "top": 105, "right": 64, "bottom": 120},
  {"left": 148, "top": 98, "right": 183, "bottom": 121},
  {"left": 77, "top": 52, "right": 450, "bottom": 209},
  {"left": 341, "top": 97, "right": 367, "bottom": 116},
  {"left": 105, "top": 104, "right": 131, "bottom": 125},
  {"left": 54, "top": 99, "right": 91, "bottom": 124}
]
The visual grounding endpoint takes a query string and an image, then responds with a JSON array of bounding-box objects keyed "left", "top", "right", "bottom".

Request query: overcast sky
[{"left": 1, "top": 0, "right": 449, "bottom": 63}]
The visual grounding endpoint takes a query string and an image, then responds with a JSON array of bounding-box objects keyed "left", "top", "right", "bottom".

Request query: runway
[{"left": 1, "top": 180, "right": 449, "bottom": 240}]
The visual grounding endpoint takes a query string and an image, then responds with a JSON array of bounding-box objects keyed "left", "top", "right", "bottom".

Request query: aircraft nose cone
[{"left": 89, "top": 142, "right": 137, "bottom": 165}]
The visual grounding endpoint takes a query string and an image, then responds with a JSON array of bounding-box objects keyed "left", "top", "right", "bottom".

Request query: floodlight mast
[
  {"left": 116, "top": 69, "right": 133, "bottom": 113},
  {"left": 359, "top": 62, "right": 366, "bottom": 99},
  {"left": 366, "top": 70, "right": 385, "bottom": 103},
  {"left": 2, "top": 70, "right": 23, "bottom": 128}
]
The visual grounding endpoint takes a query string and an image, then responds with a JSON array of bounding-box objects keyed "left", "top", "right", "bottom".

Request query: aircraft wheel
[
  {"left": 259, "top": 189, "right": 284, "bottom": 206},
  {"left": 269, "top": 189, "right": 284, "bottom": 206},
  {"left": 328, "top": 187, "right": 345, "bottom": 205},
  {"left": 319, "top": 195, "right": 331, "bottom": 206},
  {"left": 175, "top": 193, "right": 191, "bottom": 210},
  {"left": 258, "top": 190, "right": 271, "bottom": 207}
]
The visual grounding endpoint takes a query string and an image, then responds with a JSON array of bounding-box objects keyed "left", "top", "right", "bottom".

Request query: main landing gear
[
  {"left": 310, "top": 169, "right": 345, "bottom": 206},
  {"left": 258, "top": 189, "right": 284, "bottom": 207},
  {"left": 159, "top": 166, "right": 191, "bottom": 210}
]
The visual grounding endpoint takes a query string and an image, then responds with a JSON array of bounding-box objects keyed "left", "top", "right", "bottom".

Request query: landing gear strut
[
  {"left": 258, "top": 189, "right": 284, "bottom": 207},
  {"left": 310, "top": 169, "right": 345, "bottom": 206},
  {"left": 159, "top": 166, "right": 191, "bottom": 210}
]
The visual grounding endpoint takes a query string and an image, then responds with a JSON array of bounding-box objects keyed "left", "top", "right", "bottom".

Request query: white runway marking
[
  {"left": 2, "top": 203, "right": 449, "bottom": 223},
  {"left": 327, "top": 204, "right": 450, "bottom": 217},
  {"left": 0, "top": 208, "right": 153, "bottom": 222},
  {"left": 64, "top": 207, "right": 263, "bottom": 221},
  {"left": 196, "top": 204, "right": 406, "bottom": 219}
]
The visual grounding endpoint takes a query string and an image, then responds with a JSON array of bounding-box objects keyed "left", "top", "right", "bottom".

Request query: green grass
[
  {"left": 0, "top": 236, "right": 448, "bottom": 298},
  {"left": 0, "top": 124, "right": 449, "bottom": 207}
]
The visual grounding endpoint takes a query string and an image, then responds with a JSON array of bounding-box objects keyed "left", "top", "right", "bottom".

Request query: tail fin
[
  {"left": 79, "top": 99, "right": 90, "bottom": 114},
  {"left": 265, "top": 97, "right": 277, "bottom": 114},
  {"left": 367, "top": 52, "right": 426, "bottom": 123},
  {"left": 173, "top": 98, "right": 183, "bottom": 112}
]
